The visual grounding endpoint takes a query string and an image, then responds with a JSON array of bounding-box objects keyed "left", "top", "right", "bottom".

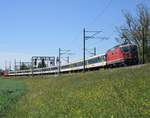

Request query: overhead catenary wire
[
  {"left": 62, "top": 0, "right": 113, "bottom": 50},
  {"left": 85, "top": 0, "right": 113, "bottom": 28},
  {"left": 61, "top": 0, "right": 113, "bottom": 56}
]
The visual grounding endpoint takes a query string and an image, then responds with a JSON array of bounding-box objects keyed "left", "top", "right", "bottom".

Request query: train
[{"left": 6, "top": 43, "right": 139, "bottom": 76}]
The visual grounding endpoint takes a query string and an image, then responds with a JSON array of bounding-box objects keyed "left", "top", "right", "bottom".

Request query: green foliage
[
  {"left": 5, "top": 64, "right": 150, "bottom": 118},
  {"left": 0, "top": 78, "right": 26, "bottom": 117},
  {"left": 38, "top": 60, "right": 46, "bottom": 68},
  {"left": 20, "top": 63, "right": 30, "bottom": 70}
]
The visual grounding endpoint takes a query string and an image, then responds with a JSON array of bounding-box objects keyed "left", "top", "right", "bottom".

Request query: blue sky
[{"left": 0, "top": 0, "right": 149, "bottom": 69}]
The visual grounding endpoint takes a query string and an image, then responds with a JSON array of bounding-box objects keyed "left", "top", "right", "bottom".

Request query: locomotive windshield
[
  {"left": 131, "top": 45, "right": 138, "bottom": 52},
  {"left": 122, "top": 47, "right": 129, "bottom": 52}
]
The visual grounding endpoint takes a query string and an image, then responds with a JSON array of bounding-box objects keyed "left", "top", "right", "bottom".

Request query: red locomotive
[{"left": 106, "top": 43, "right": 139, "bottom": 67}]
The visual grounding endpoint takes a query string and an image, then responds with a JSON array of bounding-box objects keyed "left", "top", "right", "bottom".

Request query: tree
[
  {"left": 20, "top": 63, "right": 30, "bottom": 70},
  {"left": 117, "top": 4, "right": 150, "bottom": 63},
  {"left": 38, "top": 59, "right": 46, "bottom": 68}
]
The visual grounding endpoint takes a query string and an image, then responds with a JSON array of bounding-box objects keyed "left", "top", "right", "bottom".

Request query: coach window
[{"left": 101, "top": 56, "right": 104, "bottom": 61}]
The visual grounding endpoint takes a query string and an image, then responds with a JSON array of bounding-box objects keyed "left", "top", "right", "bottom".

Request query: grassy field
[
  {"left": 0, "top": 77, "right": 25, "bottom": 117},
  {"left": 2, "top": 64, "right": 150, "bottom": 118}
]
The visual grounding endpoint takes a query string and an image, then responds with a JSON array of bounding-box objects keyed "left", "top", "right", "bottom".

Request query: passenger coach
[{"left": 8, "top": 54, "right": 106, "bottom": 76}]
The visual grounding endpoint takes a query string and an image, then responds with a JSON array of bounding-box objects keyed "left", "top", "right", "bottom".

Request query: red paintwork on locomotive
[
  {"left": 106, "top": 44, "right": 138, "bottom": 65},
  {"left": 106, "top": 47, "right": 124, "bottom": 64}
]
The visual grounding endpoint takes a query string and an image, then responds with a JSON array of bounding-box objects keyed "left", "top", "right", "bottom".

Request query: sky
[{"left": 0, "top": 0, "right": 149, "bottom": 69}]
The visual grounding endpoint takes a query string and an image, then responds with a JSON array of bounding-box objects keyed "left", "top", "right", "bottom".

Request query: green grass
[
  {"left": 0, "top": 78, "right": 26, "bottom": 117},
  {"left": 4, "top": 64, "right": 150, "bottom": 118}
]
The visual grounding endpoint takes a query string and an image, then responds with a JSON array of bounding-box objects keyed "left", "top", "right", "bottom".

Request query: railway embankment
[{"left": 2, "top": 63, "right": 150, "bottom": 118}]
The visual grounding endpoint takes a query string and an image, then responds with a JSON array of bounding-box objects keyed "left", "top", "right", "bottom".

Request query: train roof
[
  {"left": 61, "top": 54, "right": 106, "bottom": 66},
  {"left": 107, "top": 43, "right": 137, "bottom": 52}
]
